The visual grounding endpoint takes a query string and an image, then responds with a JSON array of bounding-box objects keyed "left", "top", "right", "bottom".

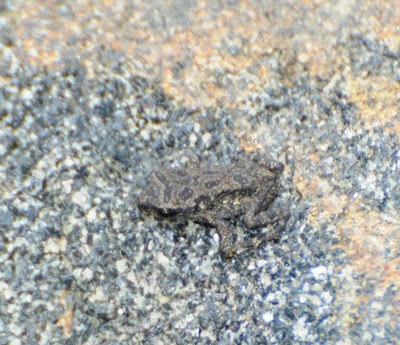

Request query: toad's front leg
[
  {"left": 213, "top": 219, "right": 237, "bottom": 259},
  {"left": 197, "top": 213, "right": 237, "bottom": 259}
]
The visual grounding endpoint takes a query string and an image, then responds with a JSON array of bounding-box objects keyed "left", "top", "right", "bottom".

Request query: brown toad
[{"left": 137, "top": 154, "right": 290, "bottom": 259}]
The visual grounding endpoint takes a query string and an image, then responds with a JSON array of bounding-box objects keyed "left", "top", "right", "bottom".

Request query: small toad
[{"left": 137, "top": 154, "right": 290, "bottom": 259}]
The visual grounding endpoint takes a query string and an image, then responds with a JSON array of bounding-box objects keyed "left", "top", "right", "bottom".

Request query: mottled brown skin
[{"left": 137, "top": 154, "right": 290, "bottom": 259}]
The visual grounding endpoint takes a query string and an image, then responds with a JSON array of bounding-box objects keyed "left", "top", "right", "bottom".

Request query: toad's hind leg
[
  {"left": 244, "top": 203, "right": 289, "bottom": 230},
  {"left": 237, "top": 205, "right": 290, "bottom": 254}
]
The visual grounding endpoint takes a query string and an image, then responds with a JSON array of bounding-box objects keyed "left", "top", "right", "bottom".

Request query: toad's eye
[
  {"left": 151, "top": 208, "right": 178, "bottom": 219},
  {"left": 178, "top": 187, "right": 194, "bottom": 201},
  {"left": 160, "top": 209, "right": 178, "bottom": 217}
]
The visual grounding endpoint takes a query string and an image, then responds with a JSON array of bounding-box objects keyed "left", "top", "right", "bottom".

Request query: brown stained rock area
[
  {"left": 8, "top": 1, "right": 398, "bottom": 108},
  {"left": 296, "top": 169, "right": 400, "bottom": 334},
  {"left": 345, "top": 76, "right": 400, "bottom": 135},
  {"left": 7, "top": 1, "right": 400, "bottom": 142},
  {"left": 335, "top": 205, "right": 400, "bottom": 335},
  {"left": 1, "top": 0, "right": 400, "bottom": 344},
  {"left": 294, "top": 174, "right": 349, "bottom": 223}
]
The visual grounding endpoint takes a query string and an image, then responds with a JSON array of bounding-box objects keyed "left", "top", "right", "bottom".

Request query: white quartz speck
[
  {"left": 202, "top": 132, "right": 212, "bottom": 148},
  {"left": 157, "top": 252, "right": 170, "bottom": 270},
  {"left": 44, "top": 237, "right": 67, "bottom": 253},
  {"left": 0, "top": 143, "right": 6, "bottom": 155},
  {"left": 74, "top": 267, "right": 94, "bottom": 281},
  {"left": 89, "top": 286, "right": 107, "bottom": 303},
  {"left": 86, "top": 207, "right": 97, "bottom": 222},
  {"left": 262, "top": 311, "right": 274, "bottom": 323},
  {"left": 71, "top": 188, "right": 91, "bottom": 209},
  {"left": 189, "top": 133, "right": 197, "bottom": 146},
  {"left": 62, "top": 180, "right": 72, "bottom": 194},
  {"left": 116, "top": 258, "right": 129, "bottom": 273},
  {"left": 310, "top": 265, "right": 327, "bottom": 281},
  {"left": 127, "top": 271, "right": 136, "bottom": 283}
]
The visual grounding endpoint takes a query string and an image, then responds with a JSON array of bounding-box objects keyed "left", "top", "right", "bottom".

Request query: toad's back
[{"left": 137, "top": 160, "right": 279, "bottom": 217}]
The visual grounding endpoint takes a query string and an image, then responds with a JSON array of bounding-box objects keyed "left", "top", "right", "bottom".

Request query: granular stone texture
[{"left": 1, "top": 1, "right": 400, "bottom": 344}]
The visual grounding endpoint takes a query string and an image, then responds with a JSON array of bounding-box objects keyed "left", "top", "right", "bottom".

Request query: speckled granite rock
[{"left": 0, "top": 1, "right": 399, "bottom": 345}]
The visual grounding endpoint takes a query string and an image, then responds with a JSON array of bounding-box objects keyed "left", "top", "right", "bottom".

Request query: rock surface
[{"left": 0, "top": 1, "right": 399, "bottom": 344}]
